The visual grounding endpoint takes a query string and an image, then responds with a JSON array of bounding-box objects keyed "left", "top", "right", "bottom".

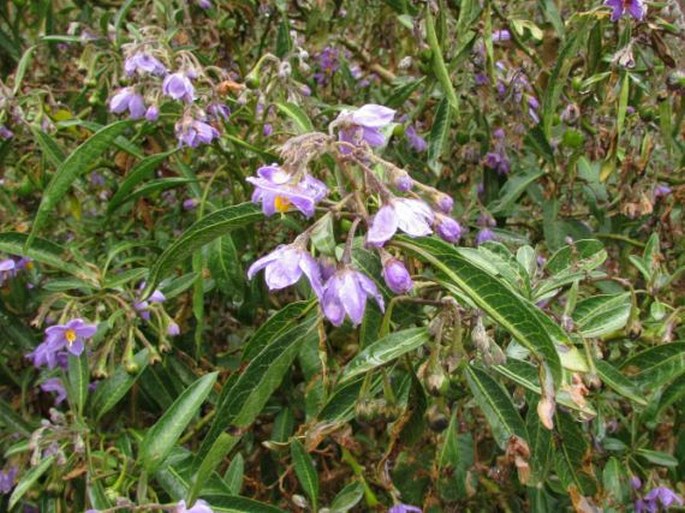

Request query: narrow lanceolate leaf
[
  {"left": 330, "top": 481, "right": 364, "bottom": 513},
  {"left": 396, "top": 237, "right": 563, "bottom": 385},
  {"left": 32, "top": 128, "right": 66, "bottom": 168},
  {"left": 9, "top": 455, "right": 56, "bottom": 509},
  {"left": 208, "top": 236, "right": 245, "bottom": 302},
  {"left": 291, "top": 439, "right": 319, "bottom": 510},
  {"left": 340, "top": 327, "right": 430, "bottom": 383},
  {"left": 139, "top": 372, "right": 218, "bottom": 472},
  {"left": 425, "top": 8, "right": 459, "bottom": 114},
  {"left": 224, "top": 454, "right": 245, "bottom": 495},
  {"left": 91, "top": 349, "right": 149, "bottom": 420},
  {"left": 107, "top": 150, "right": 177, "bottom": 214},
  {"left": 26, "top": 121, "right": 131, "bottom": 250},
  {"left": 427, "top": 97, "right": 452, "bottom": 175},
  {"left": 67, "top": 351, "right": 89, "bottom": 416},
  {"left": 276, "top": 102, "right": 314, "bottom": 133},
  {"left": 555, "top": 412, "right": 596, "bottom": 495},
  {"left": 465, "top": 366, "right": 528, "bottom": 449},
  {"left": 0, "top": 232, "right": 96, "bottom": 281},
  {"left": 144, "top": 202, "right": 262, "bottom": 298},
  {"left": 594, "top": 360, "right": 647, "bottom": 406},
  {"left": 620, "top": 342, "right": 685, "bottom": 389},
  {"left": 657, "top": 374, "right": 685, "bottom": 415},
  {"left": 201, "top": 495, "right": 287, "bottom": 513},
  {"left": 195, "top": 310, "right": 318, "bottom": 466}
]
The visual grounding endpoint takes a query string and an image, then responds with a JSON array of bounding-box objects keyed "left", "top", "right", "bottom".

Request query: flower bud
[
  {"left": 381, "top": 257, "right": 413, "bottom": 294},
  {"left": 434, "top": 214, "right": 462, "bottom": 243}
]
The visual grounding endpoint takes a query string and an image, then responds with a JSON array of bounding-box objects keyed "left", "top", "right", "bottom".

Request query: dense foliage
[{"left": 0, "top": 0, "right": 684, "bottom": 512}]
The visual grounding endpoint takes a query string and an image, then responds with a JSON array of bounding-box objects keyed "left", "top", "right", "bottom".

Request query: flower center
[
  {"left": 65, "top": 329, "right": 77, "bottom": 344},
  {"left": 274, "top": 196, "right": 291, "bottom": 213}
]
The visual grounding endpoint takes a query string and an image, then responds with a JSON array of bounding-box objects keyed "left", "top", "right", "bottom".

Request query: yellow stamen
[
  {"left": 65, "top": 329, "right": 77, "bottom": 345},
  {"left": 274, "top": 196, "right": 291, "bottom": 213}
]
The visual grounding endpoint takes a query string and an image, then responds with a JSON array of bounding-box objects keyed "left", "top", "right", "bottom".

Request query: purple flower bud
[
  {"left": 167, "top": 321, "right": 180, "bottom": 336},
  {"left": 653, "top": 183, "right": 672, "bottom": 200},
  {"left": 477, "top": 213, "right": 496, "bottom": 227},
  {"left": 109, "top": 88, "right": 146, "bottom": 119},
  {"left": 145, "top": 105, "right": 159, "bottom": 122},
  {"left": 630, "top": 476, "right": 642, "bottom": 490},
  {"left": 0, "top": 259, "right": 17, "bottom": 285},
  {"left": 474, "top": 73, "right": 488, "bottom": 86},
  {"left": 393, "top": 172, "right": 413, "bottom": 192},
  {"left": 162, "top": 72, "right": 195, "bottom": 103},
  {"left": 196, "top": 0, "right": 212, "bottom": 8},
  {"left": 0, "top": 125, "right": 13, "bottom": 140},
  {"left": 299, "top": 84, "right": 312, "bottom": 96},
  {"left": 382, "top": 258, "right": 413, "bottom": 294},
  {"left": 434, "top": 214, "right": 463, "bottom": 243},
  {"left": 476, "top": 228, "right": 495, "bottom": 245},
  {"left": 405, "top": 125, "right": 427, "bottom": 152},
  {"left": 263, "top": 123, "right": 273, "bottom": 137},
  {"left": 435, "top": 193, "right": 454, "bottom": 214},
  {"left": 148, "top": 290, "right": 166, "bottom": 303},
  {"left": 492, "top": 29, "right": 511, "bottom": 42},
  {"left": 0, "top": 466, "right": 18, "bottom": 494},
  {"left": 183, "top": 198, "right": 199, "bottom": 210},
  {"left": 176, "top": 499, "right": 214, "bottom": 513},
  {"left": 493, "top": 128, "right": 505, "bottom": 140},
  {"left": 207, "top": 103, "right": 230, "bottom": 122},
  {"left": 527, "top": 96, "right": 540, "bottom": 111},
  {"left": 389, "top": 505, "right": 422, "bottom": 513},
  {"left": 321, "top": 267, "right": 384, "bottom": 326}
]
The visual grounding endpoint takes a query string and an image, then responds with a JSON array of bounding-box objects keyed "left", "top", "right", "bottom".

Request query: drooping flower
[
  {"left": 321, "top": 267, "right": 384, "bottom": 326},
  {"left": 0, "top": 258, "right": 17, "bottom": 285},
  {"left": 145, "top": 105, "right": 159, "bottom": 122},
  {"left": 366, "top": 198, "right": 434, "bottom": 247},
  {"left": 381, "top": 257, "right": 413, "bottom": 294},
  {"left": 313, "top": 46, "right": 340, "bottom": 85},
  {"left": 27, "top": 319, "right": 97, "bottom": 369},
  {"left": 492, "top": 29, "right": 511, "bottom": 43},
  {"left": 653, "top": 183, "right": 672, "bottom": 200},
  {"left": 434, "top": 214, "right": 463, "bottom": 243},
  {"left": 246, "top": 164, "right": 328, "bottom": 218},
  {"left": 40, "top": 377, "right": 68, "bottom": 405},
  {"left": 167, "top": 321, "right": 180, "bottom": 336},
  {"left": 247, "top": 243, "right": 323, "bottom": 298},
  {"left": 207, "top": 103, "right": 230, "bottom": 122},
  {"left": 0, "top": 466, "right": 17, "bottom": 494},
  {"left": 109, "top": 88, "right": 146, "bottom": 119},
  {"left": 0, "top": 125, "right": 13, "bottom": 140},
  {"left": 263, "top": 123, "right": 273, "bottom": 137},
  {"left": 643, "top": 487, "right": 684, "bottom": 509},
  {"left": 134, "top": 289, "right": 166, "bottom": 321},
  {"left": 405, "top": 125, "right": 427, "bottom": 152},
  {"left": 484, "top": 150, "right": 510, "bottom": 175},
  {"left": 604, "top": 0, "right": 645, "bottom": 21},
  {"left": 335, "top": 104, "right": 395, "bottom": 153},
  {"left": 196, "top": 0, "right": 212, "bottom": 8},
  {"left": 162, "top": 72, "right": 195, "bottom": 103},
  {"left": 175, "top": 117, "right": 220, "bottom": 148},
  {"left": 388, "top": 504, "right": 422, "bottom": 513},
  {"left": 124, "top": 52, "right": 167, "bottom": 76},
  {"left": 176, "top": 499, "right": 214, "bottom": 513},
  {"left": 476, "top": 228, "right": 496, "bottom": 245}
]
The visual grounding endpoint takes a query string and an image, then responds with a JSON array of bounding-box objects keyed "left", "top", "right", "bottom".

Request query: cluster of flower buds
[
  {"left": 246, "top": 104, "right": 464, "bottom": 327},
  {"left": 108, "top": 38, "right": 227, "bottom": 148},
  {"left": 133, "top": 282, "right": 180, "bottom": 337}
]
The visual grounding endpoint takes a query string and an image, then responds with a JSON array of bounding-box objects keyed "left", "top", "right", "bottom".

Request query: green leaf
[
  {"left": 103, "top": 267, "right": 149, "bottom": 290},
  {"left": 144, "top": 203, "right": 262, "bottom": 297},
  {"left": 425, "top": 9, "right": 459, "bottom": 115},
  {"left": 621, "top": 343, "right": 685, "bottom": 389},
  {"left": 0, "top": 398, "right": 35, "bottom": 436},
  {"left": 224, "top": 454, "right": 244, "bottom": 495},
  {"left": 636, "top": 449, "right": 679, "bottom": 468},
  {"left": 340, "top": 327, "right": 430, "bottom": 383},
  {"left": 427, "top": 97, "right": 452, "bottom": 175},
  {"left": 657, "top": 374, "right": 685, "bottom": 415},
  {"left": 276, "top": 102, "right": 314, "bottom": 133},
  {"left": 32, "top": 128, "right": 66, "bottom": 168},
  {"left": 67, "top": 351, "right": 90, "bottom": 416},
  {"left": 465, "top": 366, "right": 528, "bottom": 449},
  {"left": 8, "top": 455, "right": 56, "bottom": 509},
  {"left": 385, "top": 77, "right": 426, "bottom": 109},
  {"left": 527, "top": 407, "right": 552, "bottom": 486},
  {"left": 91, "top": 349, "right": 149, "bottom": 420},
  {"left": 208, "top": 236, "right": 245, "bottom": 302},
  {"left": 573, "top": 293, "right": 631, "bottom": 338},
  {"left": 330, "top": 481, "right": 364, "bottom": 513},
  {"left": 524, "top": 126, "right": 555, "bottom": 165},
  {"left": 13, "top": 45, "right": 38, "bottom": 95},
  {"left": 489, "top": 168, "right": 545, "bottom": 215},
  {"left": 0, "top": 232, "right": 96, "bottom": 281},
  {"left": 555, "top": 412, "right": 596, "bottom": 495},
  {"left": 291, "top": 439, "right": 319, "bottom": 510},
  {"left": 139, "top": 372, "right": 218, "bottom": 472},
  {"left": 594, "top": 359, "right": 647, "bottom": 406},
  {"left": 397, "top": 237, "right": 563, "bottom": 385},
  {"left": 26, "top": 121, "right": 131, "bottom": 250},
  {"left": 107, "top": 150, "right": 177, "bottom": 214},
  {"left": 201, "top": 494, "right": 287, "bottom": 513},
  {"left": 437, "top": 412, "right": 474, "bottom": 500}
]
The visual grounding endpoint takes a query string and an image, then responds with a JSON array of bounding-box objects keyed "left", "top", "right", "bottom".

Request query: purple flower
[
  {"left": 653, "top": 183, "right": 672, "bottom": 200},
  {"left": 145, "top": 105, "right": 159, "bottom": 122},
  {"left": 167, "top": 321, "right": 180, "bottom": 336},
  {"left": 321, "top": 267, "right": 384, "bottom": 326},
  {"left": 0, "top": 125, "right": 13, "bottom": 140},
  {"left": 162, "top": 72, "right": 195, "bottom": 103},
  {"left": 134, "top": 289, "right": 165, "bottom": 321},
  {"left": 389, "top": 504, "right": 422, "bottom": 513},
  {"left": 0, "top": 258, "right": 17, "bottom": 285},
  {"left": 484, "top": 151, "right": 510, "bottom": 175},
  {"left": 40, "top": 377, "right": 68, "bottom": 405},
  {"left": 367, "top": 198, "right": 434, "bottom": 247},
  {"left": 263, "top": 123, "right": 273, "bottom": 137},
  {"left": 183, "top": 198, "right": 199, "bottom": 210},
  {"left": 382, "top": 257, "right": 413, "bottom": 294},
  {"left": 493, "top": 128, "right": 506, "bottom": 140},
  {"left": 247, "top": 243, "right": 323, "bottom": 298},
  {"left": 492, "top": 29, "right": 511, "bottom": 42},
  {"left": 246, "top": 164, "right": 328, "bottom": 218},
  {"left": 405, "top": 125, "right": 427, "bottom": 152},
  {"left": 196, "top": 0, "right": 212, "bottom": 8},
  {"left": 476, "top": 228, "right": 496, "bottom": 245},
  {"left": 475, "top": 73, "right": 488, "bottom": 86},
  {"left": 0, "top": 466, "right": 17, "bottom": 494},
  {"left": 175, "top": 117, "right": 220, "bottom": 148},
  {"left": 176, "top": 499, "right": 213, "bottom": 513},
  {"left": 110, "top": 88, "right": 146, "bottom": 119},
  {"left": 27, "top": 319, "right": 97, "bottom": 369},
  {"left": 336, "top": 104, "right": 395, "bottom": 153},
  {"left": 604, "top": 0, "right": 645, "bottom": 21},
  {"left": 644, "top": 487, "right": 683, "bottom": 509},
  {"left": 434, "top": 214, "right": 463, "bottom": 243},
  {"left": 124, "top": 52, "right": 167, "bottom": 76},
  {"left": 207, "top": 103, "right": 230, "bottom": 122},
  {"left": 314, "top": 46, "right": 340, "bottom": 85}
]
